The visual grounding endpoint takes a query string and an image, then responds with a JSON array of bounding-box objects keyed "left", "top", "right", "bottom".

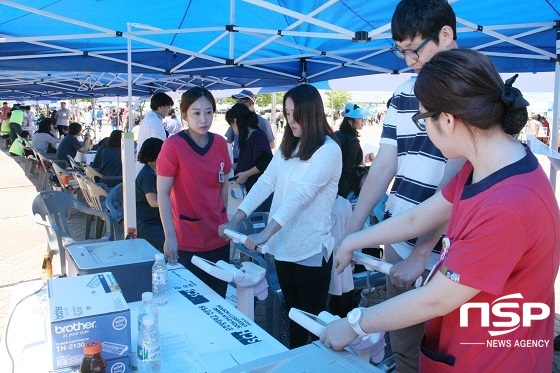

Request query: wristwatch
[{"left": 347, "top": 307, "right": 369, "bottom": 337}]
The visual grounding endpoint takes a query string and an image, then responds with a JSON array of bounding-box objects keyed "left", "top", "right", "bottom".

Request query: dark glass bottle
[
  {"left": 80, "top": 340, "right": 106, "bottom": 373},
  {"left": 125, "top": 227, "right": 137, "bottom": 239},
  {"left": 42, "top": 253, "right": 52, "bottom": 285}
]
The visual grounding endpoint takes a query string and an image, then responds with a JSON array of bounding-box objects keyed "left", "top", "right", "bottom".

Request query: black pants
[
  {"left": 178, "top": 244, "right": 230, "bottom": 298},
  {"left": 9, "top": 122, "right": 21, "bottom": 143},
  {"left": 57, "top": 125, "right": 67, "bottom": 136},
  {"left": 328, "top": 291, "right": 356, "bottom": 319},
  {"left": 275, "top": 255, "right": 332, "bottom": 349}
]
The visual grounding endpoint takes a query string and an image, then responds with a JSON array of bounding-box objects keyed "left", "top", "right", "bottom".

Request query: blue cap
[{"left": 343, "top": 103, "right": 372, "bottom": 118}]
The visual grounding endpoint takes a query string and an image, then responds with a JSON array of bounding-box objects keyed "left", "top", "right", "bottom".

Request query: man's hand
[{"left": 389, "top": 253, "right": 427, "bottom": 291}]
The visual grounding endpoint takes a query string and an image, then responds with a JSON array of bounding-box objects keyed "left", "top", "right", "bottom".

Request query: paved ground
[{"left": 0, "top": 116, "right": 559, "bottom": 371}]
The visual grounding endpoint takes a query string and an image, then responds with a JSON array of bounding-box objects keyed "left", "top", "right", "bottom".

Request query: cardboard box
[
  {"left": 66, "top": 239, "right": 160, "bottom": 302},
  {"left": 48, "top": 273, "right": 131, "bottom": 370},
  {"left": 52, "top": 355, "right": 130, "bottom": 373}
]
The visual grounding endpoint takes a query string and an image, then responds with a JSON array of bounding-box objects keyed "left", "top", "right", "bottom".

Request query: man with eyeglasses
[
  {"left": 226, "top": 89, "right": 275, "bottom": 163},
  {"left": 343, "top": 0, "right": 463, "bottom": 371}
]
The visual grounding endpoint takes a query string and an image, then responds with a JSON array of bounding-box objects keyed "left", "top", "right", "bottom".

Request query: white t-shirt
[
  {"left": 137, "top": 110, "right": 166, "bottom": 153},
  {"left": 238, "top": 136, "right": 341, "bottom": 262},
  {"left": 56, "top": 108, "right": 70, "bottom": 127},
  {"left": 329, "top": 196, "right": 354, "bottom": 295},
  {"left": 32, "top": 132, "right": 58, "bottom": 153}
]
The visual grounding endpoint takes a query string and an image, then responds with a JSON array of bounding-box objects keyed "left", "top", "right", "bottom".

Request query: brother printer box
[
  {"left": 66, "top": 239, "right": 160, "bottom": 302},
  {"left": 48, "top": 272, "right": 131, "bottom": 370},
  {"left": 52, "top": 355, "right": 130, "bottom": 373}
]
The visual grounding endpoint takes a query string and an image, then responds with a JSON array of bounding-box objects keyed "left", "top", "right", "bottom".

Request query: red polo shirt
[
  {"left": 157, "top": 132, "right": 232, "bottom": 252},
  {"left": 420, "top": 149, "right": 560, "bottom": 372}
]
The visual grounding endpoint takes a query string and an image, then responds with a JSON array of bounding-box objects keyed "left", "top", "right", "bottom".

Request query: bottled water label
[
  {"left": 152, "top": 273, "right": 166, "bottom": 285},
  {"left": 138, "top": 343, "right": 160, "bottom": 362}
]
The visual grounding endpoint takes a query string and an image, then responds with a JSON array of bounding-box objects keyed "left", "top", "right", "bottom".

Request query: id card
[
  {"left": 423, "top": 237, "right": 450, "bottom": 286},
  {"left": 218, "top": 162, "right": 225, "bottom": 183}
]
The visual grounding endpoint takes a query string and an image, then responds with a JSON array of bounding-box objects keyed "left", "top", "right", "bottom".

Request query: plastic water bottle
[
  {"left": 152, "top": 253, "right": 168, "bottom": 306},
  {"left": 137, "top": 315, "right": 160, "bottom": 373},
  {"left": 138, "top": 292, "right": 159, "bottom": 332}
]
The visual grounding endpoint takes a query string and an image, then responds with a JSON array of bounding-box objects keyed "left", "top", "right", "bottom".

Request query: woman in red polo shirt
[
  {"left": 322, "top": 50, "right": 560, "bottom": 371},
  {"left": 157, "top": 86, "right": 232, "bottom": 297}
]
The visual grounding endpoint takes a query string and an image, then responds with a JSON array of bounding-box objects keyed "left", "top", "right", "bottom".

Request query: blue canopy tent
[
  {"left": 1, "top": 0, "right": 559, "bottom": 229},
  {"left": 0, "top": 1, "right": 558, "bottom": 87},
  {"left": 0, "top": 0, "right": 558, "bottom": 138},
  {"left": 0, "top": 0, "right": 557, "bottom": 152}
]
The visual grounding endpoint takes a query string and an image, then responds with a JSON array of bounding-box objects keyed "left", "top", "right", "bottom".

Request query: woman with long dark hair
[
  {"left": 225, "top": 103, "right": 273, "bottom": 211},
  {"left": 33, "top": 118, "right": 59, "bottom": 154},
  {"left": 220, "top": 84, "right": 342, "bottom": 349},
  {"left": 323, "top": 49, "right": 560, "bottom": 371}
]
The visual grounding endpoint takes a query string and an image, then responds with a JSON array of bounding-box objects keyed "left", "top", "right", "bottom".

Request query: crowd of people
[{"left": 2, "top": 1, "right": 559, "bottom": 370}]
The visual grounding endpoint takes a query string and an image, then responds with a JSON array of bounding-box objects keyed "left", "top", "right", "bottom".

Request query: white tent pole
[
  {"left": 171, "top": 31, "right": 229, "bottom": 73},
  {"left": 236, "top": 0, "right": 338, "bottom": 63},
  {"left": 123, "top": 22, "right": 136, "bottom": 234},
  {"left": 244, "top": 31, "right": 392, "bottom": 73},
  {"left": 0, "top": 1, "right": 226, "bottom": 67},
  {"left": 229, "top": 0, "right": 235, "bottom": 61},
  {"left": 92, "top": 96, "right": 97, "bottom": 142},
  {"left": 116, "top": 95, "right": 120, "bottom": 128},
  {"left": 472, "top": 26, "right": 550, "bottom": 51},
  {"left": 271, "top": 92, "right": 276, "bottom": 128},
  {"left": 235, "top": 27, "right": 350, "bottom": 39},
  {"left": 0, "top": 26, "right": 226, "bottom": 43},
  {"left": 457, "top": 17, "right": 555, "bottom": 59},
  {"left": 550, "top": 35, "right": 560, "bottom": 192},
  {"left": 127, "top": 22, "right": 133, "bottom": 132},
  {"left": 242, "top": 0, "right": 354, "bottom": 38}
]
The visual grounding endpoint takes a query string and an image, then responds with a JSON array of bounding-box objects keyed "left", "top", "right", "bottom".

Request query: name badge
[{"left": 218, "top": 162, "right": 225, "bottom": 183}]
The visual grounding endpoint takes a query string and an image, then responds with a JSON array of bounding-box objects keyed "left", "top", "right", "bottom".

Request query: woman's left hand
[
  {"left": 236, "top": 171, "right": 249, "bottom": 185},
  {"left": 244, "top": 231, "right": 268, "bottom": 252},
  {"left": 334, "top": 240, "right": 354, "bottom": 275},
  {"left": 364, "top": 153, "right": 375, "bottom": 164},
  {"left": 218, "top": 221, "right": 239, "bottom": 239},
  {"left": 320, "top": 318, "right": 357, "bottom": 351}
]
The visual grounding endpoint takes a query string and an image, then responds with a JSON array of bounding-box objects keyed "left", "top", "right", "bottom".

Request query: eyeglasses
[
  {"left": 411, "top": 110, "right": 440, "bottom": 131},
  {"left": 390, "top": 38, "right": 432, "bottom": 60}
]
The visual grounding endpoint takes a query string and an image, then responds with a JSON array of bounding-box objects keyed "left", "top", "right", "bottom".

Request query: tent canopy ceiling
[{"left": 0, "top": 0, "right": 559, "bottom": 100}]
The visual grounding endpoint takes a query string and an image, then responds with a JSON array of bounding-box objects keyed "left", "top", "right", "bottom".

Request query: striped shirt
[{"left": 380, "top": 77, "right": 447, "bottom": 256}]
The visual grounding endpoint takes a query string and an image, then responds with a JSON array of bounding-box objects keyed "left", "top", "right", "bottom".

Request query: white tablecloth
[{"left": 0, "top": 267, "right": 287, "bottom": 373}]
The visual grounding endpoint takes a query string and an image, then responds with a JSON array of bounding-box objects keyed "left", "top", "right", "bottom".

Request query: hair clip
[{"left": 501, "top": 74, "right": 529, "bottom": 110}]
